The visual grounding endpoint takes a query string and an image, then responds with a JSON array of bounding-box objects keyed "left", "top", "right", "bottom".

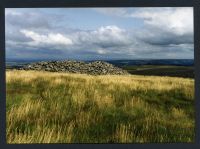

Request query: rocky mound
[{"left": 20, "top": 60, "right": 129, "bottom": 75}]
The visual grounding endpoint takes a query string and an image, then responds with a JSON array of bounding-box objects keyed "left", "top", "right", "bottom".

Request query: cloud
[
  {"left": 20, "top": 30, "right": 73, "bottom": 46},
  {"left": 18, "top": 25, "right": 131, "bottom": 50},
  {"left": 130, "top": 8, "right": 194, "bottom": 47},
  {"left": 71, "top": 26, "right": 132, "bottom": 48},
  {"left": 6, "top": 25, "right": 138, "bottom": 59},
  {"left": 95, "top": 7, "right": 193, "bottom": 46},
  {"left": 6, "top": 9, "right": 51, "bottom": 29},
  {"left": 97, "top": 49, "right": 107, "bottom": 54},
  {"left": 136, "top": 28, "right": 193, "bottom": 46},
  {"left": 130, "top": 8, "right": 193, "bottom": 35},
  {"left": 94, "top": 7, "right": 193, "bottom": 35},
  {"left": 6, "top": 8, "right": 194, "bottom": 60}
]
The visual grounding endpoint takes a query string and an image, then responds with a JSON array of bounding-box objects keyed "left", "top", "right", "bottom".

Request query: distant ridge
[{"left": 106, "top": 59, "right": 194, "bottom": 67}]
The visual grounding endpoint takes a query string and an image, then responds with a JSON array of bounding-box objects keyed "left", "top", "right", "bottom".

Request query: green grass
[{"left": 6, "top": 70, "right": 194, "bottom": 143}]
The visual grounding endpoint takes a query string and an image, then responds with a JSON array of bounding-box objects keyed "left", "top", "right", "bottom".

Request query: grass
[{"left": 6, "top": 70, "right": 194, "bottom": 143}]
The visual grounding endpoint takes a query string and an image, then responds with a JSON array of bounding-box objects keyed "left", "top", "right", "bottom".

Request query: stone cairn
[{"left": 20, "top": 60, "right": 129, "bottom": 75}]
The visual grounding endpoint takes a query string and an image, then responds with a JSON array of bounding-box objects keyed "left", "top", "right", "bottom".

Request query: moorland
[{"left": 6, "top": 70, "right": 194, "bottom": 143}]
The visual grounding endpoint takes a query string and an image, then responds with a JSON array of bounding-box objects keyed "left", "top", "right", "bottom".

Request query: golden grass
[{"left": 6, "top": 70, "right": 194, "bottom": 143}]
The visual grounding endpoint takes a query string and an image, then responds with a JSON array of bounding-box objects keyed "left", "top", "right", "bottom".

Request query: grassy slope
[{"left": 6, "top": 70, "right": 194, "bottom": 143}]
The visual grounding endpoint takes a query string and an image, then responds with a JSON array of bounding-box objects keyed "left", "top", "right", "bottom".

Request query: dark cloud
[{"left": 140, "top": 32, "right": 193, "bottom": 46}]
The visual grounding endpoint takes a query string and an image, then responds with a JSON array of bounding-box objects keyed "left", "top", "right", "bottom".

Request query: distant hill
[{"left": 105, "top": 59, "right": 194, "bottom": 67}]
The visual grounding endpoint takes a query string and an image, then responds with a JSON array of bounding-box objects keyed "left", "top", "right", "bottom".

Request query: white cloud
[
  {"left": 71, "top": 25, "right": 132, "bottom": 48},
  {"left": 94, "top": 8, "right": 193, "bottom": 35},
  {"left": 97, "top": 49, "right": 107, "bottom": 54},
  {"left": 20, "top": 30, "right": 73, "bottom": 46},
  {"left": 13, "top": 26, "right": 137, "bottom": 58},
  {"left": 131, "top": 7, "right": 193, "bottom": 35}
]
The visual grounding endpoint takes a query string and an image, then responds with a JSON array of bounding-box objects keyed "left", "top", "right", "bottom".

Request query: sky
[{"left": 5, "top": 8, "right": 194, "bottom": 60}]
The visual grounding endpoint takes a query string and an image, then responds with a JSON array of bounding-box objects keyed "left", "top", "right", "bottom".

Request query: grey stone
[{"left": 20, "top": 60, "right": 129, "bottom": 75}]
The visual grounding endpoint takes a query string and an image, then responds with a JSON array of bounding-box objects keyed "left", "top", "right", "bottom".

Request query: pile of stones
[{"left": 20, "top": 60, "right": 129, "bottom": 75}]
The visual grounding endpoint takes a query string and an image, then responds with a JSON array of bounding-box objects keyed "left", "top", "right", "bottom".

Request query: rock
[{"left": 20, "top": 60, "right": 129, "bottom": 75}]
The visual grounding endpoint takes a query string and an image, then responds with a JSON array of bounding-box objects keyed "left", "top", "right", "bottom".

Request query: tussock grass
[{"left": 6, "top": 70, "right": 194, "bottom": 143}]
